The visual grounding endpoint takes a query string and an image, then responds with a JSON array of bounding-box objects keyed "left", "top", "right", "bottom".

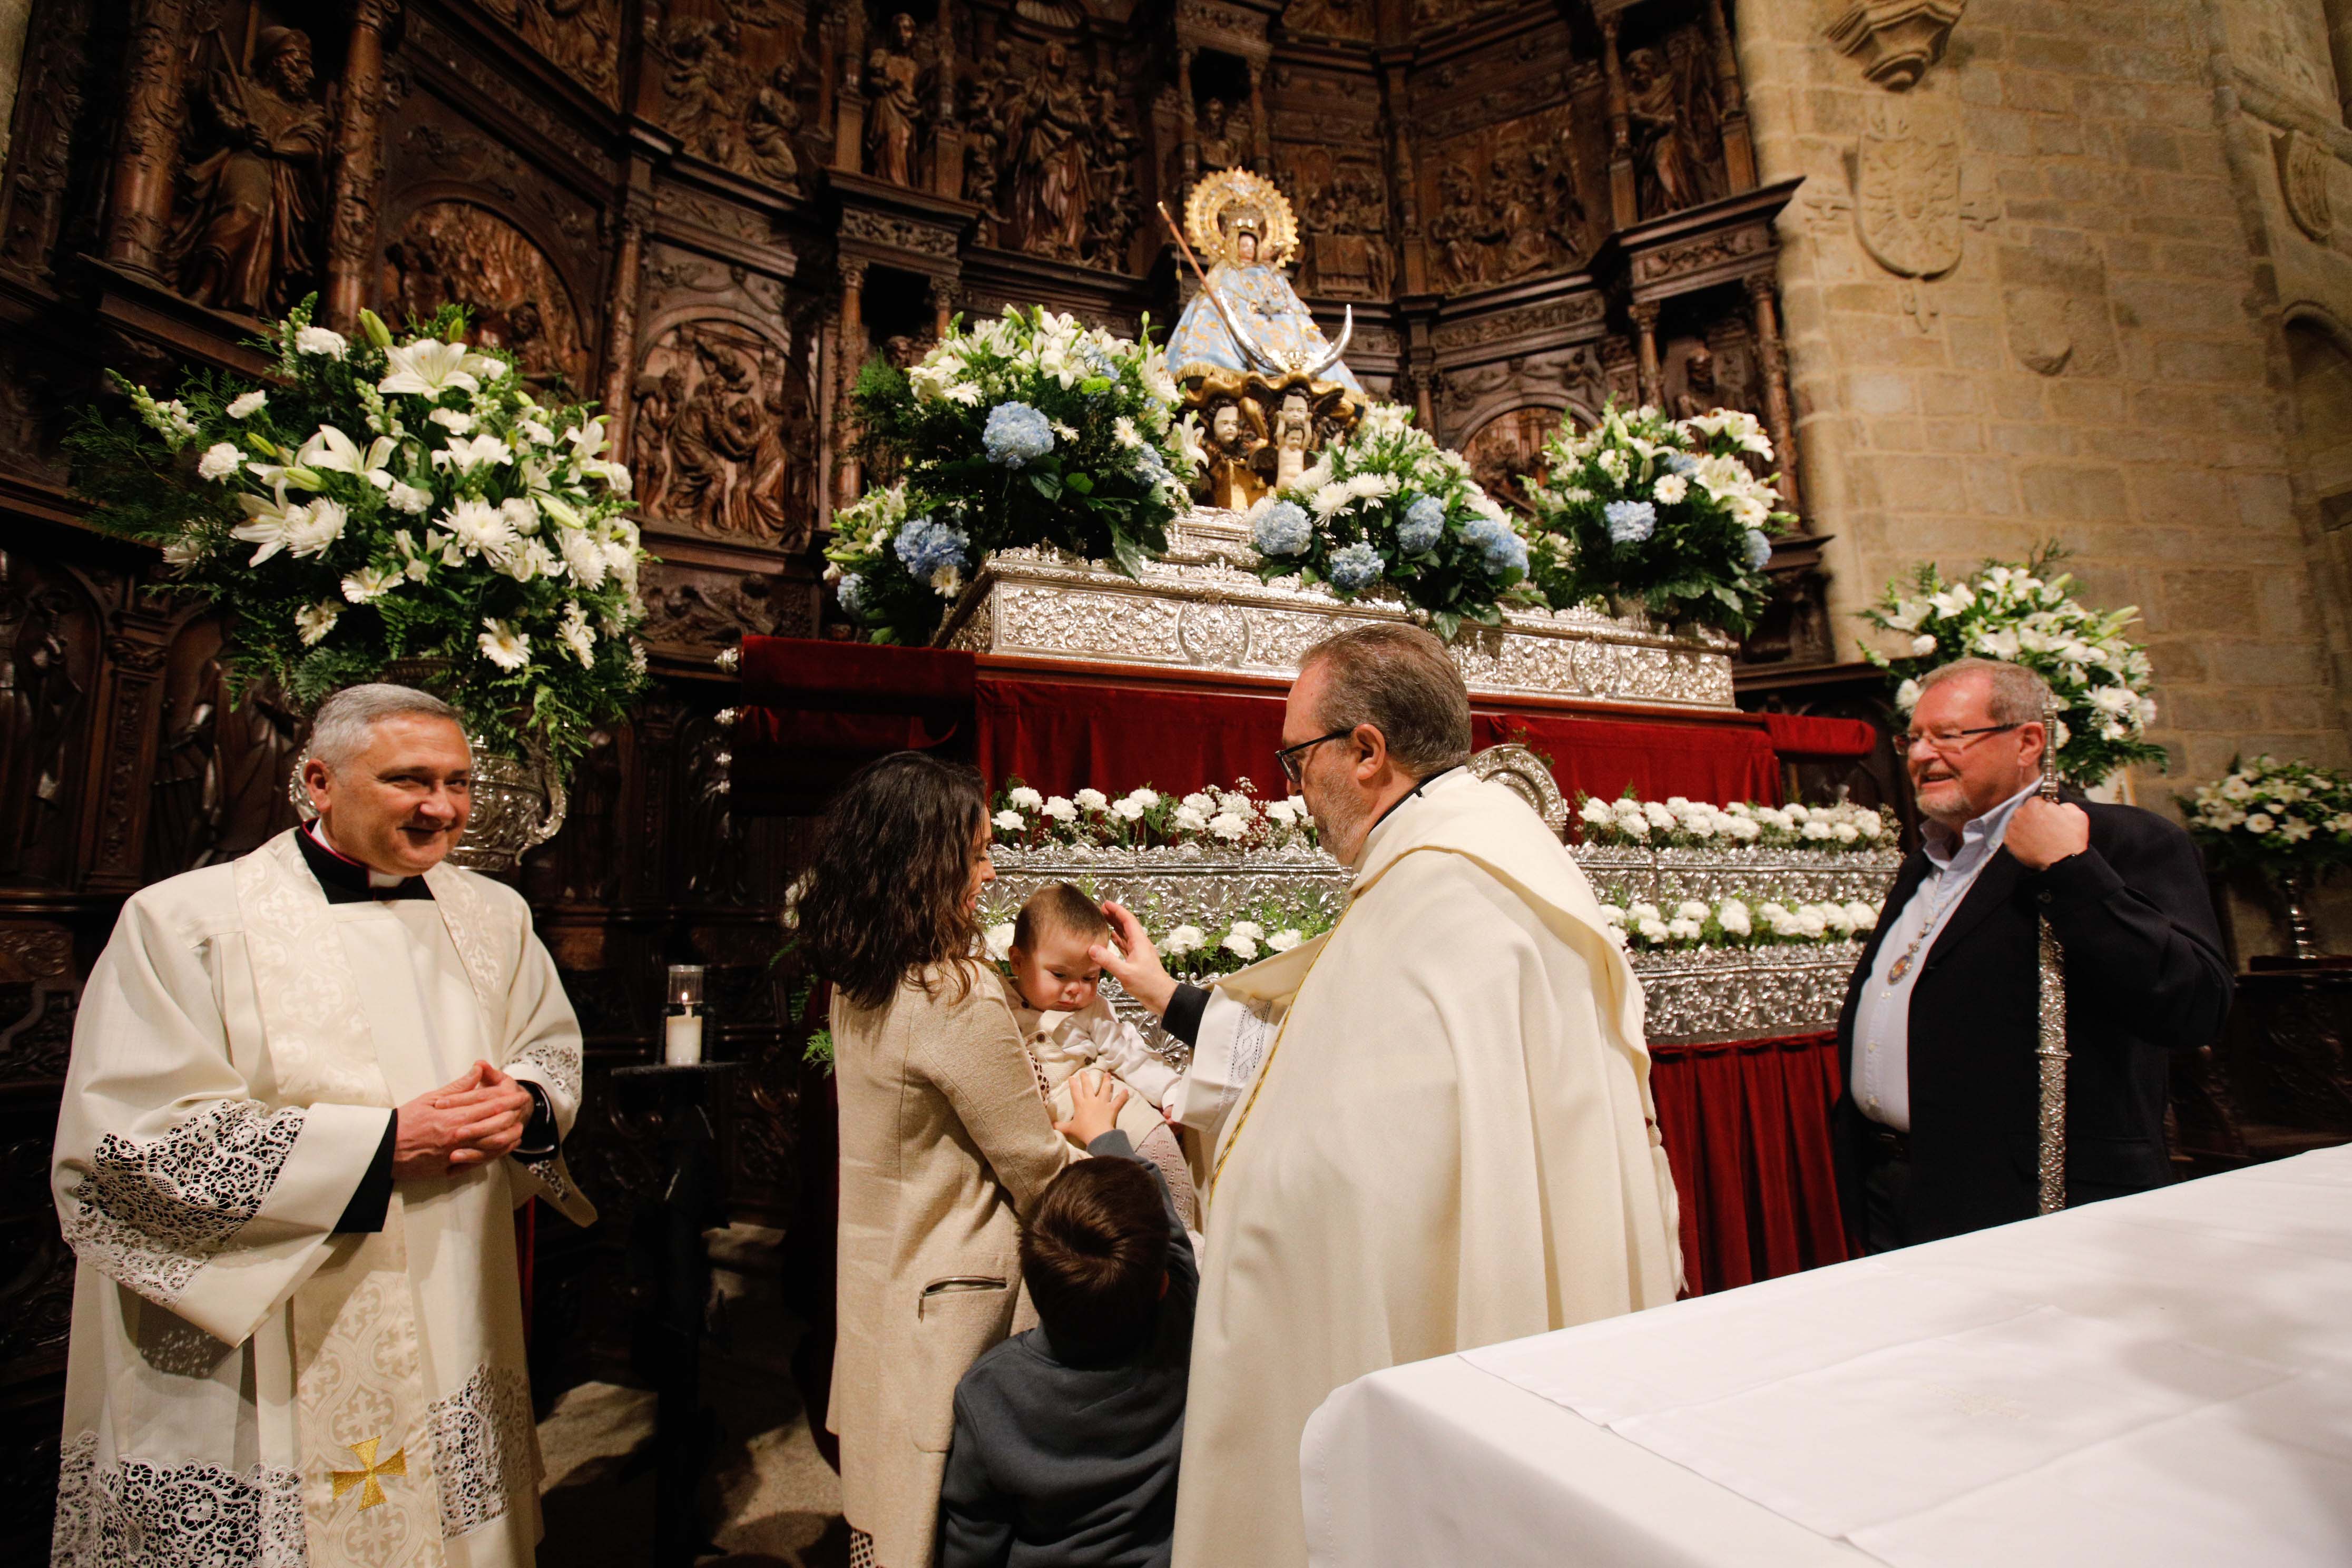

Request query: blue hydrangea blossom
[
  {"left": 1253, "top": 500, "right": 1313, "bottom": 558},
  {"left": 1328, "top": 542, "right": 1385, "bottom": 593},
  {"left": 982, "top": 401, "right": 1055, "bottom": 467},
  {"left": 1397, "top": 495, "right": 1447, "bottom": 554},
  {"left": 894, "top": 516, "right": 971, "bottom": 579},
  {"left": 1461, "top": 514, "right": 1529, "bottom": 577},
  {"left": 1743, "top": 528, "right": 1773, "bottom": 571},
  {"left": 1605, "top": 499, "right": 1658, "bottom": 544},
  {"left": 1661, "top": 451, "right": 1699, "bottom": 477}
]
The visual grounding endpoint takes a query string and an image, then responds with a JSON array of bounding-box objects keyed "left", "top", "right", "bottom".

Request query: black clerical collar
[
  {"left": 1369, "top": 765, "right": 1463, "bottom": 836},
  {"left": 297, "top": 823, "right": 435, "bottom": 903}
]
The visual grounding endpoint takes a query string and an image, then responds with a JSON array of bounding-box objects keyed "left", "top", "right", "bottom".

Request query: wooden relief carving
[
  {"left": 1280, "top": 0, "right": 1372, "bottom": 43},
  {"left": 169, "top": 23, "right": 331, "bottom": 316},
  {"left": 660, "top": 0, "right": 810, "bottom": 190},
  {"left": 0, "top": 554, "right": 95, "bottom": 892},
  {"left": 0, "top": 0, "right": 97, "bottom": 280},
  {"left": 1424, "top": 106, "right": 1591, "bottom": 292},
  {"left": 631, "top": 319, "right": 817, "bottom": 548},
  {"left": 1623, "top": 28, "right": 1729, "bottom": 221},
  {"left": 1461, "top": 405, "right": 1564, "bottom": 516},
  {"left": 379, "top": 201, "right": 591, "bottom": 392},
  {"left": 965, "top": 41, "right": 1142, "bottom": 269},
  {"left": 502, "top": 0, "right": 624, "bottom": 108},
  {"left": 146, "top": 618, "right": 301, "bottom": 879},
  {"left": 1292, "top": 158, "right": 1392, "bottom": 300}
]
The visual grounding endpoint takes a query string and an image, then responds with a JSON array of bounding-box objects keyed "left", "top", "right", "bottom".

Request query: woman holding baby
[{"left": 795, "top": 751, "right": 1125, "bottom": 1568}]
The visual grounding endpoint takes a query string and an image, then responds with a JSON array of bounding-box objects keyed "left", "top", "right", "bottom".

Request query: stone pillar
[
  {"left": 1381, "top": 52, "right": 1425, "bottom": 294},
  {"left": 1704, "top": 0, "right": 1756, "bottom": 193},
  {"left": 928, "top": 274, "right": 955, "bottom": 341},
  {"left": 837, "top": 258, "right": 867, "bottom": 504},
  {"left": 1247, "top": 60, "right": 1269, "bottom": 174},
  {"left": 102, "top": 0, "right": 192, "bottom": 276},
  {"left": 834, "top": 7, "right": 867, "bottom": 174},
  {"left": 1177, "top": 47, "right": 1199, "bottom": 189},
  {"left": 321, "top": 0, "right": 391, "bottom": 331},
  {"left": 1631, "top": 300, "right": 1662, "bottom": 408},
  {"left": 1601, "top": 16, "right": 1637, "bottom": 231},
  {"left": 1746, "top": 272, "right": 1802, "bottom": 520},
  {"left": 601, "top": 188, "right": 651, "bottom": 451},
  {"left": 81, "top": 627, "right": 173, "bottom": 894}
]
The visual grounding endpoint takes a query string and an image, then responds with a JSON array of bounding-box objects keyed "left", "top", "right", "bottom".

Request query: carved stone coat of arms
[{"left": 1854, "top": 97, "right": 1963, "bottom": 279}]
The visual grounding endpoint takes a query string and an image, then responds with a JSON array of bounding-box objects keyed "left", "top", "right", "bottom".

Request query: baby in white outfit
[{"left": 1004, "top": 883, "right": 1200, "bottom": 1229}]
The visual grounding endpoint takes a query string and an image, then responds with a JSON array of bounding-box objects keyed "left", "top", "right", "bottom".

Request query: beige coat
[{"left": 828, "top": 962, "right": 1079, "bottom": 1568}]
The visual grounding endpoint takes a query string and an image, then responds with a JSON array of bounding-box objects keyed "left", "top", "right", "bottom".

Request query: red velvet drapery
[
  {"left": 1649, "top": 1029, "right": 1852, "bottom": 1295},
  {"left": 974, "top": 675, "right": 1786, "bottom": 805}
]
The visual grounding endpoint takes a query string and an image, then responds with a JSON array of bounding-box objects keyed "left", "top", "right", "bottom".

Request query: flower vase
[{"left": 2273, "top": 867, "right": 2325, "bottom": 962}]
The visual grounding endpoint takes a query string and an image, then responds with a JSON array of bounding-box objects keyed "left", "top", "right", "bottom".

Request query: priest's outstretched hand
[
  {"left": 1090, "top": 901, "right": 1176, "bottom": 1017},
  {"left": 394, "top": 1060, "right": 536, "bottom": 1178}
]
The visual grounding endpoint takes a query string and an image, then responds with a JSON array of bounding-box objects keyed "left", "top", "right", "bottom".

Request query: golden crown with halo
[{"left": 1183, "top": 169, "right": 1300, "bottom": 270}]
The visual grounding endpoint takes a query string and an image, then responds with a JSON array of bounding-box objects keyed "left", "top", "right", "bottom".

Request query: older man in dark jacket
[{"left": 1835, "top": 658, "right": 2232, "bottom": 1251}]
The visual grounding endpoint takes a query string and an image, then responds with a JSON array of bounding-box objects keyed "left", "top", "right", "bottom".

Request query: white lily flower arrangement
[
  {"left": 1860, "top": 545, "right": 2162, "bottom": 788},
  {"left": 2179, "top": 756, "right": 2352, "bottom": 874},
  {"left": 68, "top": 297, "right": 649, "bottom": 777},
  {"left": 1573, "top": 790, "right": 1895, "bottom": 852},
  {"left": 987, "top": 776, "right": 1318, "bottom": 852}
]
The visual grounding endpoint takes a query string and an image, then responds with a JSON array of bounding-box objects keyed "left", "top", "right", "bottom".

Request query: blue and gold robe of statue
[{"left": 1166, "top": 262, "right": 1364, "bottom": 394}]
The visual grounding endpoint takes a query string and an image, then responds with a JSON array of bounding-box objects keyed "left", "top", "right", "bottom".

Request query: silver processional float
[{"left": 2035, "top": 695, "right": 2069, "bottom": 1214}]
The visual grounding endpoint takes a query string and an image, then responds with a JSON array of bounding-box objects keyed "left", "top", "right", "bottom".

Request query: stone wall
[{"left": 1735, "top": 0, "right": 2352, "bottom": 796}]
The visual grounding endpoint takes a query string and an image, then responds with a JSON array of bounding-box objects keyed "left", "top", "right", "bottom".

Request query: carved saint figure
[
  {"left": 865, "top": 12, "right": 925, "bottom": 187},
  {"left": 1272, "top": 388, "right": 1314, "bottom": 490},
  {"left": 1673, "top": 344, "right": 1721, "bottom": 422},
  {"left": 631, "top": 366, "right": 684, "bottom": 514},
  {"left": 1198, "top": 97, "right": 1244, "bottom": 172},
  {"left": 1167, "top": 171, "right": 1362, "bottom": 395},
  {"left": 1007, "top": 45, "right": 1092, "bottom": 261},
  {"left": 1429, "top": 162, "right": 1485, "bottom": 290},
  {"left": 664, "top": 17, "right": 752, "bottom": 170},
  {"left": 1199, "top": 397, "right": 1269, "bottom": 509},
  {"left": 172, "top": 27, "right": 330, "bottom": 316},
  {"left": 1624, "top": 48, "right": 1700, "bottom": 218},
  {"left": 748, "top": 63, "right": 803, "bottom": 186}
]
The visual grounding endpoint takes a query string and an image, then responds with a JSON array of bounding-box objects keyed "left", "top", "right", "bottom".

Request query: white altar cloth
[{"left": 1301, "top": 1145, "right": 2352, "bottom": 1568}]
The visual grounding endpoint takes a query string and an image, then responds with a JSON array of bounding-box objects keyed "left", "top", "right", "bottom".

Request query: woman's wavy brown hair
[{"left": 797, "top": 751, "right": 988, "bottom": 1012}]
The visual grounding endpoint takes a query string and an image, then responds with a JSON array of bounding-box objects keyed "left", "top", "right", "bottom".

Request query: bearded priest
[
  {"left": 48, "top": 683, "right": 595, "bottom": 1568},
  {"left": 1091, "top": 624, "right": 1685, "bottom": 1568}
]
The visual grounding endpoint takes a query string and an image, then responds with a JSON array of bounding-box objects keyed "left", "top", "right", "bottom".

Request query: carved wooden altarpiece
[{"left": 0, "top": 1, "right": 1832, "bottom": 1540}]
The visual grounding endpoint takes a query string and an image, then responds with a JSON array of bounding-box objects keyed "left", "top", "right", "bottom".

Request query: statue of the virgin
[{"left": 1164, "top": 170, "right": 1363, "bottom": 396}]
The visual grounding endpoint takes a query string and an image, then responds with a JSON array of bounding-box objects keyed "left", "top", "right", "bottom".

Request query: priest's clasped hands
[{"left": 393, "top": 1060, "right": 537, "bottom": 1178}]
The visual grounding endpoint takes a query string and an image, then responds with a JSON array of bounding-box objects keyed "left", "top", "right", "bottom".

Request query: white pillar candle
[{"left": 663, "top": 1012, "right": 704, "bottom": 1066}]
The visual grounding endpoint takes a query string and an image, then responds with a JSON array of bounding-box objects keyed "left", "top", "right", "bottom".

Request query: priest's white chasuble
[
  {"left": 1168, "top": 773, "right": 1684, "bottom": 1568},
  {"left": 48, "top": 828, "right": 595, "bottom": 1568}
]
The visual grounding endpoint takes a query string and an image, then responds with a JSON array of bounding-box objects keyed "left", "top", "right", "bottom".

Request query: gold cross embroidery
[{"left": 330, "top": 1436, "right": 407, "bottom": 1511}]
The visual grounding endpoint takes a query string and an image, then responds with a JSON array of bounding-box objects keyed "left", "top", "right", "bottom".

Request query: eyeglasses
[
  {"left": 1895, "top": 722, "right": 2022, "bottom": 754},
  {"left": 1276, "top": 729, "right": 1355, "bottom": 785}
]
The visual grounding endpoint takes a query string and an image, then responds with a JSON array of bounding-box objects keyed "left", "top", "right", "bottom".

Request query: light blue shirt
[{"left": 1850, "top": 779, "right": 2043, "bottom": 1132}]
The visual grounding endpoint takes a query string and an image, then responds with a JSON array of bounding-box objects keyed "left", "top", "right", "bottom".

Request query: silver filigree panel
[{"left": 937, "top": 512, "right": 1737, "bottom": 710}]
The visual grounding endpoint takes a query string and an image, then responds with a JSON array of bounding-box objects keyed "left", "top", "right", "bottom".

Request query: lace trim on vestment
[
  {"left": 425, "top": 1363, "right": 542, "bottom": 1538},
  {"left": 58, "top": 1099, "right": 306, "bottom": 1307},
  {"left": 51, "top": 1429, "right": 308, "bottom": 1568}
]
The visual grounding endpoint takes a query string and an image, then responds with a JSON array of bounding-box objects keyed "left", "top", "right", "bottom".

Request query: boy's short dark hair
[
  {"left": 1020, "top": 1157, "right": 1167, "bottom": 1361},
  {"left": 1013, "top": 881, "right": 1110, "bottom": 953}
]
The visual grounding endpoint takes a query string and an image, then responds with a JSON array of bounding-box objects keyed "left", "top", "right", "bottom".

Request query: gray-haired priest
[{"left": 47, "top": 683, "right": 595, "bottom": 1568}]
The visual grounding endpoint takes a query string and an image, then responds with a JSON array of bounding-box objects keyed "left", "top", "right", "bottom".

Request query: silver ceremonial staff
[{"left": 2035, "top": 698, "right": 2069, "bottom": 1214}]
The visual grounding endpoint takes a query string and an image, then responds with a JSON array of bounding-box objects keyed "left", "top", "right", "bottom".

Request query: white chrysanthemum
[
  {"left": 386, "top": 481, "right": 434, "bottom": 515},
  {"left": 984, "top": 922, "right": 1016, "bottom": 962},
  {"left": 993, "top": 808, "right": 1025, "bottom": 832},
  {"left": 1717, "top": 899, "right": 1752, "bottom": 937},
  {"left": 295, "top": 601, "right": 340, "bottom": 645},
  {"left": 1042, "top": 797, "right": 1079, "bottom": 823},
  {"left": 340, "top": 566, "right": 400, "bottom": 604},
  {"left": 477, "top": 619, "right": 531, "bottom": 671},
  {"left": 197, "top": 443, "right": 243, "bottom": 481},
  {"left": 1221, "top": 930, "right": 1260, "bottom": 960},
  {"left": 1074, "top": 788, "right": 1109, "bottom": 812},
  {"left": 1008, "top": 786, "right": 1045, "bottom": 810},
  {"left": 227, "top": 390, "right": 269, "bottom": 419},
  {"left": 294, "top": 325, "right": 347, "bottom": 358},
  {"left": 1172, "top": 805, "right": 1210, "bottom": 832},
  {"left": 558, "top": 528, "right": 610, "bottom": 588},
  {"left": 558, "top": 601, "right": 597, "bottom": 668},
  {"left": 1208, "top": 811, "right": 1249, "bottom": 842},
  {"left": 1268, "top": 928, "right": 1303, "bottom": 953},
  {"left": 1162, "top": 924, "right": 1206, "bottom": 956},
  {"left": 442, "top": 498, "right": 516, "bottom": 560}
]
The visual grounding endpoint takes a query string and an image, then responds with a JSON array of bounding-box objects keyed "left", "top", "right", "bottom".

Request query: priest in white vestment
[
  {"left": 1092, "top": 624, "right": 1685, "bottom": 1568},
  {"left": 48, "top": 684, "right": 595, "bottom": 1568}
]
